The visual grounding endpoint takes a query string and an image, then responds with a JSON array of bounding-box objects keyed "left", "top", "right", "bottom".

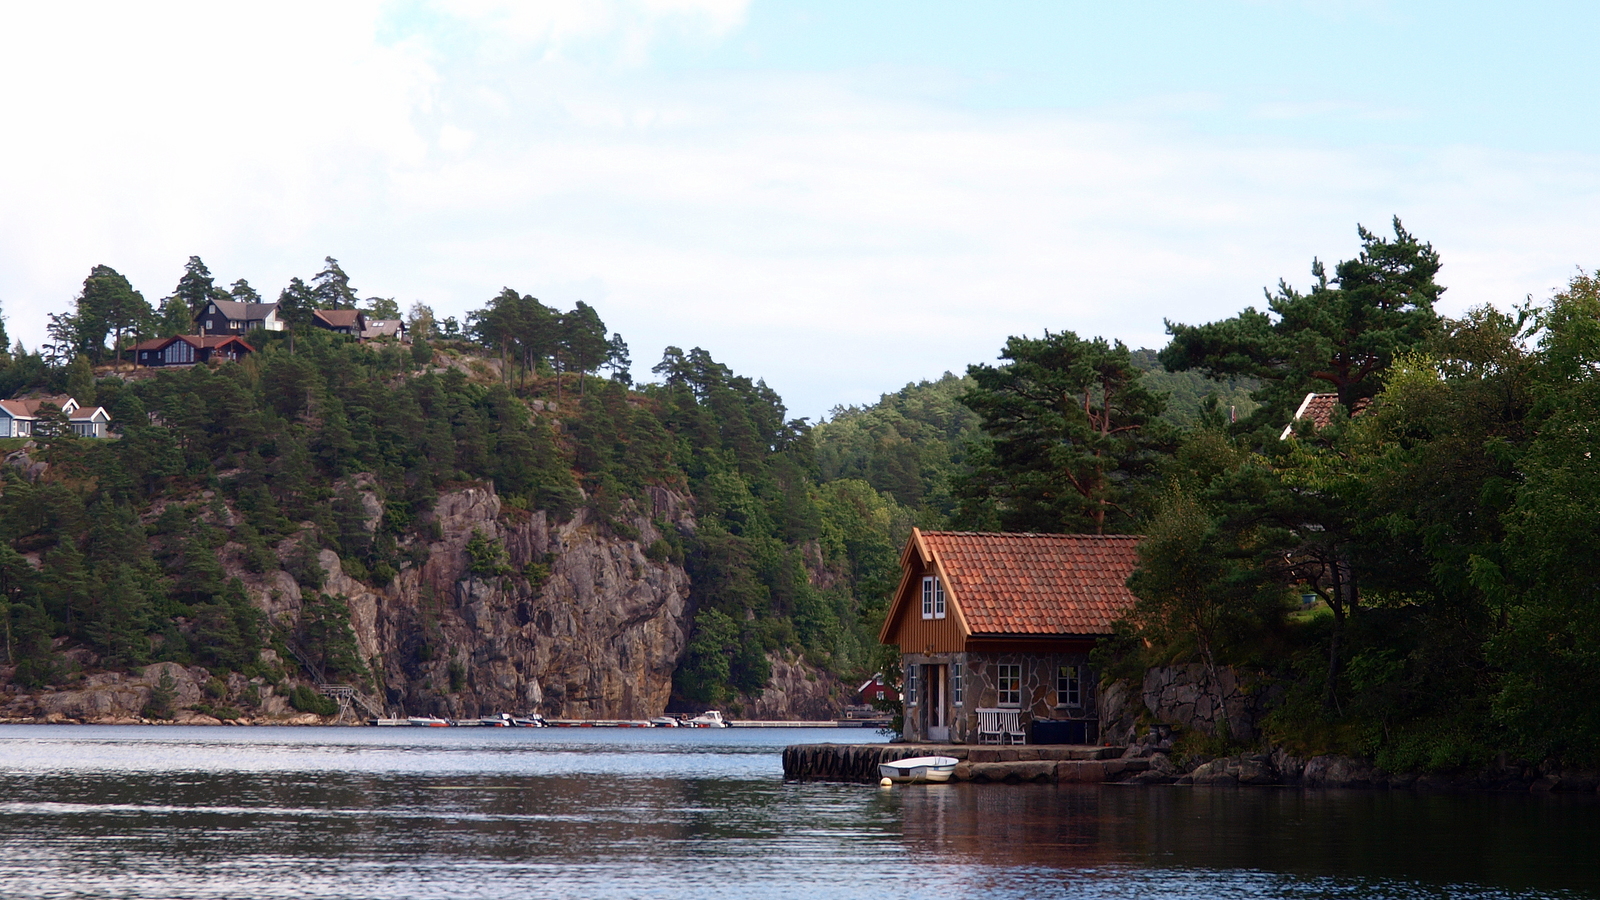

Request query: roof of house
[
  {"left": 1280, "top": 392, "right": 1372, "bottom": 440},
  {"left": 134, "top": 334, "right": 255, "bottom": 353},
  {"left": 361, "top": 319, "right": 404, "bottom": 339},
  {"left": 313, "top": 309, "right": 364, "bottom": 329},
  {"left": 901, "top": 530, "right": 1142, "bottom": 637},
  {"left": 0, "top": 395, "right": 78, "bottom": 418},
  {"left": 200, "top": 299, "right": 278, "bottom": 321},
  {"left": 69, "top": 406, "right": 109, "bottom": 422}
]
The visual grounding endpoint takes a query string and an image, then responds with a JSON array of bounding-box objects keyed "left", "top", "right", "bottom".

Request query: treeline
[
  {"left": 0, "top": 258, "right": 907, "bottom": 714},
  {"left": 9, "top": 222, "right": 1596, "bottom": 764}
]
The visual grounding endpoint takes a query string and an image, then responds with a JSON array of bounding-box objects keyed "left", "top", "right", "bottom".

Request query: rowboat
[{"left": 878, "top": 756, "right": 959, "bottom": 784}]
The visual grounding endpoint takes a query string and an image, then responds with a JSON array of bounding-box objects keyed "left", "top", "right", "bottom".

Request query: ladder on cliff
[{"left": 317, "top": 684, "right": 385, "bottom": 723}]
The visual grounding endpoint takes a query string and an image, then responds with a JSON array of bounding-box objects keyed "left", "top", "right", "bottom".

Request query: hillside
[{"left": 0, "top": 326, "right": 903, "bottom": 723}]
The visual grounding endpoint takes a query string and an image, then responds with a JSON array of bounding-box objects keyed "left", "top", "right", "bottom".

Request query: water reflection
[
  {"left": 890, "top": 783, "right": 1600, "bottom": 895},
  {"left": 0, "top": 726, "right": 1596, "bottom": 899}
]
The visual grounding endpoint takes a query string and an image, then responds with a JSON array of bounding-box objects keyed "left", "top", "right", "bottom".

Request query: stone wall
[
  {"left": 902, "top": 650, "right": 1096, "bottom": 743},
  {"left": 1140, "top": 664, "right": 1267, "bottom": 741}
]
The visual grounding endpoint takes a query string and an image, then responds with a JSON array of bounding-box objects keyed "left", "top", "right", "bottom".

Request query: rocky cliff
[
  {"left": 288, "top": 481, "right": 696, "bottom": 720},
  {"left": 1, "top": 481, "right": 699, "bottom": 723}
]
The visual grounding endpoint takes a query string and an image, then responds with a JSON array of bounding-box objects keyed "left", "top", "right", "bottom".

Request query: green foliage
[
  {"left": 142, "top": 671, "right": 177, "bottom": 719},
  {"left": 1160, "top": 217, "right": 1442, "bottom": 433},
  {"left": 288, "top": 685, "right": 337, "bottom": 716},
  {"left": 813, "top": 373, "right": 979, "bottom": 519},
  {"left": 956, "top": 330, "right": 1171, "bottom": 533}
]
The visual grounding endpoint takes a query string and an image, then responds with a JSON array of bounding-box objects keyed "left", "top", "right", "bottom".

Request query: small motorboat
[
  {"left": 649, "top": 716, "right": 681, "bottom": 727},
  {"left": 682, "top": 710, "right": 727, "bottom": 728},
  {"left": 878, "top": 756, "right": 960, "bottom": 784},
  {"left": 510, "top": 715, "right": 547, "bottom": 727},
  {"left": 408, "top": 717, "right": 451, "bottom": 727}
]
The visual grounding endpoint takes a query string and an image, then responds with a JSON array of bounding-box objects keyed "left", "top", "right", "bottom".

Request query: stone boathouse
[{"left": 879, "top": 529, "right": 1141, "bottom": 745}]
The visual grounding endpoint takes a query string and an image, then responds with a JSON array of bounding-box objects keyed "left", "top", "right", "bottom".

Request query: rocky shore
[{"left": 784, "top": 735, "right": 1600, "bottom": 793}]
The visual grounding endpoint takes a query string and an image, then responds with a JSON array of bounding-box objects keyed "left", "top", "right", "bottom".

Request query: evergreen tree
[
  {"left": 365, "top": 296, "right": 401, "bottom": 319},
  {"left": 1161, "top": 218, "right": 1442, "bottom": 431},
  {"left": 74, "top": 265, "right": 152, "bottom": 364},
  {"left": 65, "top": 355, "right": 95, "bottom": 407},
  {"left": 0, "top": 299, "right": 10, "bottom": 369},
  {"left": 158, "top": 294, "right": 193, "bottom": 337},
  {"left": 312, "top": 257, "right": 358, "bottom": 310},
  {"left": 561, "top": 301, "right": 609, "bottom": 393},
  {"left": 228, "top": 278, "right": 262, "bottom": 304},
  {"left": 956, "top": 331, "right": 1169, "bottom": 534},
  {"left": 172, "top": 256, "right": 225, "bottom": 316}
]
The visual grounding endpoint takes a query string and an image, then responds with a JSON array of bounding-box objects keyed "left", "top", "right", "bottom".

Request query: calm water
[{"left": 1, "top": 726, "right": 1597, "bottom": 899}]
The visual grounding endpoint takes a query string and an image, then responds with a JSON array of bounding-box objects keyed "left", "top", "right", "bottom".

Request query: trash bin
[{"left": 1031, "top": 719, "right": 1091, "bottom": 744}]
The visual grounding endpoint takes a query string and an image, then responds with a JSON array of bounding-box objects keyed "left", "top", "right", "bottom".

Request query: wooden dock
[{"left": 782, "top": 743, "right": 1146, "bottom": 784}]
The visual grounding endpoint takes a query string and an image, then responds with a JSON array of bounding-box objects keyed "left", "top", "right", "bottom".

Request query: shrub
[{"left": 288, "top": 685, "right": 338, "bottom": 716}]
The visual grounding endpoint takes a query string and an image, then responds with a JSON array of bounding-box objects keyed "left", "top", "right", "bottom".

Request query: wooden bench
[{"left": 976, "top": 707, "right": 1026, "bottom": 745}]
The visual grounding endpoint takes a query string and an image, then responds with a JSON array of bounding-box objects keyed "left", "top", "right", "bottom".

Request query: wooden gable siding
[{"left": 881, "top": 537, "right": 968, "bottom": 654}]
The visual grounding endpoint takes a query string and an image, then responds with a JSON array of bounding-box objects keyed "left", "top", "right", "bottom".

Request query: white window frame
[
  {"left": 921, "top": 575, "right": 946, "bottom": 620},
  {"left": 1057, "top": 665, "right": 1082, "bottom": 708},
  {"left": 997, "top": 664, "right": 1022, "bottom": 708},
  {"left": 951, "top": 662, "right": 963, "bottom": 707},
  {"left": 906, "top": 665, "right": 918, "bottom": 707}
]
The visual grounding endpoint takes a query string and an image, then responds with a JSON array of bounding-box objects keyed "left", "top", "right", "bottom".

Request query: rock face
[
  {"left": 356, "top": 484, "right": 694, "bottom": 719},
  {"left": 0, "top": 661, "right": 296, "bottom": 723},
  {"left": 1141, "top": 665, "right": 1267, "bottom": 741},
  {"left": 739, "top": 653, "right": 841, "bottom": 720},
  {"left": 0, "top": 476, "right": 837, "bottom": 725}
]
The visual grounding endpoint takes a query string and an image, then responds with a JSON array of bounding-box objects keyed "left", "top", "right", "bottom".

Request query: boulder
[{"left": 1301, "top": 754, "right": 1383, "bottom": 788}]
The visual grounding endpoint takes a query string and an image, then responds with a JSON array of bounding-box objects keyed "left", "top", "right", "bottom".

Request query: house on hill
[
  {"left": 133, "top": 334, "right": 255, "bottom": 368},
  {"left": 0, "top": 395, "right": 112, "bottom": 438},
  {"left": 312, "top": 309, "right": 366, "bottom": 336},
  {"left": 1279, "top": 392, "right": 1370, "bottom": 440},
  {"left": 195, "top": 299, "right": 283, "bottom": 335},
  {"left": 360, "top": 318, "right": 408, "bottom": 342},
  {"left": 879, "top": 528, "right": 1141, "bottom": 744}
]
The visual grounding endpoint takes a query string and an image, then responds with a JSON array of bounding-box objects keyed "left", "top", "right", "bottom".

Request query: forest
[{"left": 3, "top": 219, "right": 1599, "bottom": 770}]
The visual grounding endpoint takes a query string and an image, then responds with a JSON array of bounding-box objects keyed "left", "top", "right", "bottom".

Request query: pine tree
[
  {"left": 157, "top": 294, "right": 193, "bottom": 337},
  {"left": 312, "top": 257, "right": 358, "bottom": 310},
  {"left": 172, "top": 256, "right": 227, "bottom": 316},
  {"left": 65, "top": 355, "right": 96, "bottom": 407},
  {"left": 228, "top": 279, "right": 262, "bottom": 304}
]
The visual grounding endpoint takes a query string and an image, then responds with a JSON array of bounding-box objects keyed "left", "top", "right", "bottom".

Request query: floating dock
[{"left": 782, "top": 743, "right": 1147, "bottom": 784}]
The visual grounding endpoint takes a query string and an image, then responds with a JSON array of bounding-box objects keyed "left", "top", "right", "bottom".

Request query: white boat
[
  {"left": 878, "top": 756, "right": 959, "bottom": 784},
  {"left": 649, "top": 716, "right": 681, "bottom": 727},
  {"left": 683, "top": 710, "right": 728, "bottom": 728},
  {"left": 511, "top": 715, "right": 547, "bottom": 728},
  {"left": 408, "top": 717, "right": 451, "bottom": 727}
]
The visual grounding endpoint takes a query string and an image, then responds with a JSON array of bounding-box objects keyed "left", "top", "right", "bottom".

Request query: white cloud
[{"left": 0, "top": 2, "right": 1596, "bottom": 420}]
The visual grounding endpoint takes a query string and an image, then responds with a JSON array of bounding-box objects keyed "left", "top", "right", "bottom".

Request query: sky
[{"left": 2, "top": 1, "right": 1598, "bottom": 420}]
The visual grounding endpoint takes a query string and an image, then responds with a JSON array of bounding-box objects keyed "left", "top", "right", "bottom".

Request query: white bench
[{"left": 976, "top": 707, "right": 1026, "bottom": 745}]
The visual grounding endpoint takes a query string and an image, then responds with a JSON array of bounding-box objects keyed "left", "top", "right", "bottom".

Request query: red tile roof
[
  {"left": 1280, "top": 392, "right": 1372, "bottom": 439},
  {"left": 918, "top": 531, "right": 1141, "bottom": 636}
]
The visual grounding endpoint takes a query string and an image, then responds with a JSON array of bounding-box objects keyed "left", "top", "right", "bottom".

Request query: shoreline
[{"left": 783, "top": 742, "right": 1600, "bottom": 794}]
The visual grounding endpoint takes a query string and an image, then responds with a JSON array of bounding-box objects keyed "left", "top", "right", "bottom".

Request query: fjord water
[{"left": 0, "top": 726, "right": 1596, "bottom": 899}]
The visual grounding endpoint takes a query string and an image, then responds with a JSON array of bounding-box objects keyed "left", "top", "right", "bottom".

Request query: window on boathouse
[
  {"left": 997, "top": 664, "right": 1021, "bottom": 707},
  {"left": 921, "top": 575, "right": 945, "bottom": 619}
]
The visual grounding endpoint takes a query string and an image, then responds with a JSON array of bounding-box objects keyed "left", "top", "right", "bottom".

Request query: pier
[{"left": 782, "top": 743, "right": 1148, "bottom": 784}]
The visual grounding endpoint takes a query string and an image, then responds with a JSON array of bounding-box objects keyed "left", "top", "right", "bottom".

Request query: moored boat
[
  {"left": 649, "top": 716, "right": 681, "bottom": 727},
  {"left": 682, "top": 710, "right": 728, "bottom": 728},
  {"left": 878, "top": 756, "right": 959, "bottom": 784}
]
